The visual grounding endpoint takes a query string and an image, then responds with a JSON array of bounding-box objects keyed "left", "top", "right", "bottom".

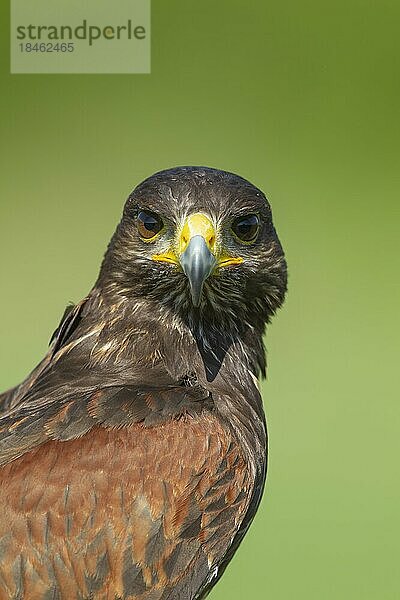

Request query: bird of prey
[{"left": 0, "top": 166, "right": 287, "bottom": 599}]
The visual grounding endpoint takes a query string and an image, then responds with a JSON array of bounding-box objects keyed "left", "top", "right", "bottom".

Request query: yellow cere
[
  {"left": 152, "top": 212, "right": 243, "bottom": 268},
  {"left": 178, "top": 213, "right": 216, "bottom": 255}
]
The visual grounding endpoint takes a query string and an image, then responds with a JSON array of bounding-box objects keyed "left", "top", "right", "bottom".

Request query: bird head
[{"left": 98, "top": 167, "right": 287, "bottom": 333}]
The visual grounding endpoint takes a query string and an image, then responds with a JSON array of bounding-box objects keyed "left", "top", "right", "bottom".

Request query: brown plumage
[{"left": 0, "top": 166, "right": 287, "bottom": 599}]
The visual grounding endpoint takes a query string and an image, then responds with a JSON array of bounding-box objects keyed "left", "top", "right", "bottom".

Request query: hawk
[{"left": 0, "top": 166, "right": 287, "bottom": 599}]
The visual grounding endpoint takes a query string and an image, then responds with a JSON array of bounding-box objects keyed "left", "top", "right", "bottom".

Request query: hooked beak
[
  {"left": 179, "top": 213, "right": 217, "bottom": 306},
  {"left": 152, "top": 212, "right": 243, "bottom": 306},
  {"left": 180, "top": 234, "right": 217, "bottom": 306}
]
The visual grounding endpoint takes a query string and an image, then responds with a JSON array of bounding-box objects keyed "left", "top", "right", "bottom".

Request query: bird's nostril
[{"left": 208, "top": 235, "right": 215, "bottom": 247}]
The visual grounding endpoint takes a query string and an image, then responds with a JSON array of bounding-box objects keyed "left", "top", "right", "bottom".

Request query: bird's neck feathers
[
  {"left": 50, "top": 287, "right": 268, "bottom": 471},
  {"left": 96, "top": 225, "right": 281, "bottom": 347},
  {"left": 105, "top": 286, "right": 267, "bottom": 464},
  {"left": 84, "top": 285, "right": 267, "bottom": 381}
]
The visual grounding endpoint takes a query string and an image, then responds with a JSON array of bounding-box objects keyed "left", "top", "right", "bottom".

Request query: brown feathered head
[{"left": 98, "top": 166, "right": 287, "bottom": 337}]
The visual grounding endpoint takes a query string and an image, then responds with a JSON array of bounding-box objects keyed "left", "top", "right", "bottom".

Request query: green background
[{"left": 0, "top": 1, "right": 399, "bottom": 598}]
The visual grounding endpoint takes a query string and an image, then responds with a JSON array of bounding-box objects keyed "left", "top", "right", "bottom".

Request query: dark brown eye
[
  {"left": 137, "top": 210, "right": 163, "bottom": 240},
  {"left": 231, "top": 214, "right": 260, "bottom": 242}
]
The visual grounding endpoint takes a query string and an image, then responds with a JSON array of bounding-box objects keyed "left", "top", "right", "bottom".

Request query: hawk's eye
[
  {"left": 137, "top": 210, "right": 163, "bottom": 240},
  {"left": 231, "top": 214, "right": 260, "bottom": 243}
]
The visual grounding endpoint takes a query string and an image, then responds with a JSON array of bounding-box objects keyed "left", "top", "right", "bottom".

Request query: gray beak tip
[{"left": 180, "top": 235, "right": 216, "bottom": 307}]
